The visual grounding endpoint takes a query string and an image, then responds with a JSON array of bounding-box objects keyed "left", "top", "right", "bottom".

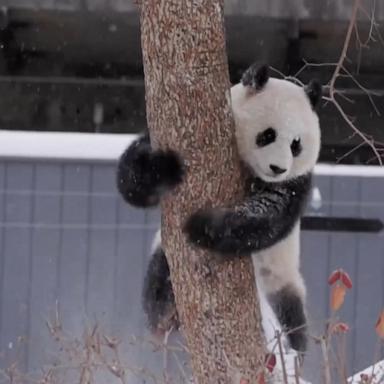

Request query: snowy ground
[
  {"left": 348, "top": 360, "right": 384, "bottom": 383},
  {"left": 258, "top": 284, "right": 310, "bottom": 383}
]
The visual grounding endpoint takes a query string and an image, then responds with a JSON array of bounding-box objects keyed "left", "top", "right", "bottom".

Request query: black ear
[
  {"left": 305, "top": 80, "right": 322, "bottom": 110},
  {"left": 241, "top": 63, "right": 269, "bottom": 90}
]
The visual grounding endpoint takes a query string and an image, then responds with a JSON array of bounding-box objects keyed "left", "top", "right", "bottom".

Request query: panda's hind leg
[
  {"left": 253, "top": 225, "right": 308, "bottom": 354},
  {"left": 268, "top": 284, "right": 307, "bottom": 353},
  {"left": 142, "top": 239, "right": 179, "bottom": 335}
]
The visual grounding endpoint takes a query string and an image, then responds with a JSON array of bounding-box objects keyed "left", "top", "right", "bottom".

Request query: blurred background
[{"left": 0, "top": 0, "right": 382, "bottom": 163}]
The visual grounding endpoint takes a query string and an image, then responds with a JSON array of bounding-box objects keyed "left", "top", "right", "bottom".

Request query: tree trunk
[{"left": 140, "top": 1, "right": 266, "bottom": 382}]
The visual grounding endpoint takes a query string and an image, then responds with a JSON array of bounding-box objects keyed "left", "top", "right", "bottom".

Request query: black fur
[
  {"left": 241, "top": 63, "right": 269, "bottom": 90},
  {"left": 268, "top": 285, "right": 307, "bottom": 353},
  {"left": 142, "top": 246, "right": 179, "bottom": 332},
  {"left": 184, "top": 173, "right": 312, "bottom": 257},
  {"left": 116, "top": 133, "right": 184, "bottom": 207},
  {"left": 305, "top": 79, "right": 322, "bottom": 110}
]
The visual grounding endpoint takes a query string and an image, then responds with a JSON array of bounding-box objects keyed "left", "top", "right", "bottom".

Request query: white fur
[
  {"left": 231, "top": 78, "right": 321, "bottom": 183},
  {"left": 253, "top": 223, "right": 306, "bottom": 300}
]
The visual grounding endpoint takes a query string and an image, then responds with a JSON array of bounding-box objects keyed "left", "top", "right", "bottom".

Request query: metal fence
[{"left": 0, "top": 154, "right": 383, "bottom": 382}]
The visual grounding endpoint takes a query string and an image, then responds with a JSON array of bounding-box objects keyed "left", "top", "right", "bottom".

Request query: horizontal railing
[{"left": 1, "top": 130, "right": 384, "bottom": 178}]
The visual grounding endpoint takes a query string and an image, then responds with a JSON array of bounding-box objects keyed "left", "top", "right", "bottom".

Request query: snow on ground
[
  {"left": 258, "top": 283, "right": 311, "bottom": 384},
  {"left": 348, "top": 360, "right": 384, "bottom": 383}
]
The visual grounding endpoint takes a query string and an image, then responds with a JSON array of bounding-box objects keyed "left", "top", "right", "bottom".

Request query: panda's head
[{"left": 231, "top": 64, "right": 322, "bottom": 183}]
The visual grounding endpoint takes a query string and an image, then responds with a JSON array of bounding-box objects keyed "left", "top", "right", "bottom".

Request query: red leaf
[
  {"left": 330, "top": 283, "right": 346, "bottom": 311},
  {"left": 328, "top": 270, "right": 341, "bottom": 285},
  {"left": 375, "top": 310, "right": 384, "bottom": 339},
  {"left": 340, "top": 270, "right": 353, "bottom": 289},
  {"left": 332, "top": 322, "right": 350, "bottom": 333},
  {"left": 264, "top": 353, "right": 276, "bottom": 373}
]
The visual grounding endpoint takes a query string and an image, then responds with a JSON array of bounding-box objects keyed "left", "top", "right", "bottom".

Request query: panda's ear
[
  {"left": 305, "top": 79, "right": 322, "bottom": 110},
  {"left": 241, "top": 63, "right": 269, "bottom": 90}
]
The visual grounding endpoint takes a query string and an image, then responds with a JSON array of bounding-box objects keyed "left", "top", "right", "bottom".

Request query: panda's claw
[
  {"left": 183, "top": 209, "right": 218, "bottom": 249},
  {"left": 184, "top": 209, "right": 247, "bottom": 256}
]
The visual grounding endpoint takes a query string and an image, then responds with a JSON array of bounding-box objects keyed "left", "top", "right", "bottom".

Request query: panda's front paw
[
  {"left": 132, "top": 148, "right": 184, "bottom": 190},
  {"left": 153, "top": 150, "right": 185, "bottom": 188},
  {"left": 183, "top": 209, "right": 226, "bottom": 251},
  {"left": 184, "top": 209, "right": 251, "bottom": 256}
]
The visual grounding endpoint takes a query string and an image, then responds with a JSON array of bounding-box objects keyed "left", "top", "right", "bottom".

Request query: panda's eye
[
  {"left": 256, "top": 128, "right": 276, "bottom": 147},
  {"left": 291, "top": 137, "right": 302, "bottom": 157}
]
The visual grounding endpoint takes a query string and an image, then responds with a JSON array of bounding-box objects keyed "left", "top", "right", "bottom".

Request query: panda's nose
[{"left": 270, "top": 164, "right": 287, "bottom": 175}]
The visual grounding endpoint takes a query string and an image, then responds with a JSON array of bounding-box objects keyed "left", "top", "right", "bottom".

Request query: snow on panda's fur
[{"left": 116, "top": 63, "right": 322, "bottom": 354}]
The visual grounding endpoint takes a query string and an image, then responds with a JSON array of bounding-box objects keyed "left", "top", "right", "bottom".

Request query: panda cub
[{"left": 117, "top": 63, "right": 322, "bottom": 353}]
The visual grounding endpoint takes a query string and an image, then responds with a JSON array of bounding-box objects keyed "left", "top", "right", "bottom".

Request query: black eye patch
[
  {"left": 256, "top": 127, "right": 276, "bottom": 147},
  {"left": 291, "top": 137, "right": 302, "bottom": 157}
]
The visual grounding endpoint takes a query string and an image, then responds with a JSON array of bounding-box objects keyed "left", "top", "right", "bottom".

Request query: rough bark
[{"left": 140, "top": 1, "right": 265, "bottom": 382}]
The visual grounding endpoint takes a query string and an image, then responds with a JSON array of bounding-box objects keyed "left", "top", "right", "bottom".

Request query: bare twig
[
  {"left": 336, "top": 140, "right": 367, "bottom": 163},
  {"left": 320, "top": 336, "right": 332, "bottom": 384},
  {"left": 275, "top": 331, "right": 288, "bottom": 384},
  {"left": 339, "top": 66, "right": 381, "bottom": 116},
  {"left": 172, "top": 351, "right": 190, "bottom": 383},
  {"left": 294, "top": 357, "right": 301, "bottom": 384},
  {"left": 334, "top": 332, "right": 348, "bottom": 384},
  {"left": 330, "top": 0, "right": 360, "bottom": 92},
  {"left": 327, "top": 0, "right": 383, "bottom": 165},
  {"left": 291, "top": 0, "right": 383, "bottom": 165},
  {"left": 162, "top": 326, "right": 174, "bottom": 383}
]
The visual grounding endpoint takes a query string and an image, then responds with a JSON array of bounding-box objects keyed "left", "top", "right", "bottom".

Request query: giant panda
[{"left": 116, "top": 63, "right": 322, "bottom": 355}]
